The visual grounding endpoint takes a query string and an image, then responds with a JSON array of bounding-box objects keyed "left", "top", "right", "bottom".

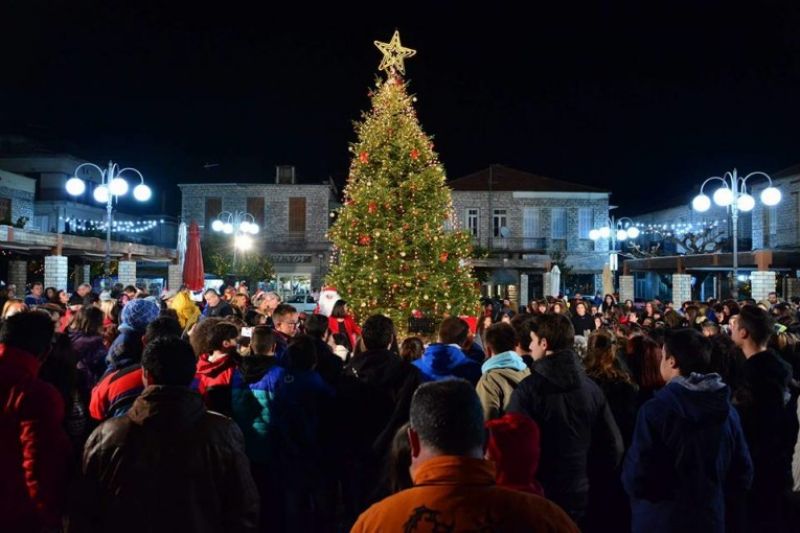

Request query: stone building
[
  {"left": 449, "top": 165, "right": 611, "bottom": 305},
  {"left": 0, "top": 168, "right": 35, "bottom": 225},
  {"left": 179, "top": 166, "right": 336, "bottom": 299}
]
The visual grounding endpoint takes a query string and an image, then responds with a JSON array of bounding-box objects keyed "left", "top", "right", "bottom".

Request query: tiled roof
[{"left": 448, "top": 164, "right": 607, "bottom": 193}]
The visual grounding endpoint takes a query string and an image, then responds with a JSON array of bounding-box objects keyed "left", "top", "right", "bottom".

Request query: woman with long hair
[
  {"left": 585, "top": 330, "right": 638, "bottom": 445},
  {"left": 601, "top": 293, "right": 617, "bottom": 314},
  {"left": 68, "top": 305, "right": 108, "bottom": 388},
  {"left": 584, "top": 330, "right": 637, "bottom": 532},
  {"left": 625, "top": 335, "right": 666, "bottom": 407},
  {"left": 475, "top": 315, "right": 493, "bottom": 350},
  {"left": 1, "top": 299, "right": 27, "bottom": 319},
  {"left": 328, "top": 299, "right": 361, "bottom": 355}
]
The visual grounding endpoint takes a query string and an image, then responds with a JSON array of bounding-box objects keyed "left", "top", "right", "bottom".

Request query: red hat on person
[{"left": 485, "top": 412, "right": 544, "bottom": 496}]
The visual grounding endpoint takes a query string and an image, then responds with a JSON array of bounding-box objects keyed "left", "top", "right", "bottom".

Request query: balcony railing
[{"left": 487, "top": 237, "right": 547, "bottom": 251}]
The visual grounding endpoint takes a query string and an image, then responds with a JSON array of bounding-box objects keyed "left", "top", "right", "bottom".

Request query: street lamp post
[
  {"left": 66, "top": 161, "right": 152, "bottom": 287},
  {"left": 211, "top": 211, "right": 260, "bottom": 272},
  {"left": 589, "top": 216, "right": 641, "bottom": 272},
  {"left": 691, "top": 168, "right": 781, "bottom": 300}
]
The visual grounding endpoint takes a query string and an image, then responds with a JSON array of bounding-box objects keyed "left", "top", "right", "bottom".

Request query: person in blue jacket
[
  {"left": 622, "top": 328, "right": 753, "bottom": 533},
  {"left": 413, "top": 317, "right": 481, "bottom": 385}
]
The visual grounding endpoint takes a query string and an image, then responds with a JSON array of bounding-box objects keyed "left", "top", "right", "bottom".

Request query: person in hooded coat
[
  {"left": 413, "top": 317, "right": 481, "bottom": 385},
  {"left": 623, "top": 328, "right": 753, "bottom": 533},
  {"left": 476, "top": 322, "right": 530, "bottom": 421}
]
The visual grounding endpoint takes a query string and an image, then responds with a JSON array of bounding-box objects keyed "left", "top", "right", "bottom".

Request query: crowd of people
[{"left": 2, "top": 280, "right": 800, "bottom": 532}]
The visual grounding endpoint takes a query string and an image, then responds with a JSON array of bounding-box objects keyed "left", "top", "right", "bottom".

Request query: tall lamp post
[
  {"left": 66, "top": 161, "right": 152, "bottom": 287},
  {"left": 690, "top": 169, "right": 781, "bottom": 299},
  {"left": 211, "top": 211, "right": 260, "bottom": 272},
  {"left": 589, "top": 216, "right": 641, "bottom": 272}
]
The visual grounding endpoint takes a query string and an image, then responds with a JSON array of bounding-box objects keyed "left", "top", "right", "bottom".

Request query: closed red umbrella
[{"left": 182, "top": 221, "right": 205, "bottom": 291}]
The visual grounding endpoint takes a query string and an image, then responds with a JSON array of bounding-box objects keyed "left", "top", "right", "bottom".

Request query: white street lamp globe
[
  {"left": 223, "top": 223, "right": 234, "bottom": 234},
  {"left": 211, "top": 220, "right": 224, "bottom": 232},
  {"left": 589, "top": 229, "right": 600, "bottom": 241},
  {"left": 93, "top": 185, "right": 110, "bottom": 203},
  {"left": 65, "top": 177, "right": 86, "bottom": 196},
  {"left": 599, "top": 226, "right": 611, "bottom": 239},
  {"left": 616, "top": 229, "right": 628, "bottom": 241},
  {"left": 109, "top": 177, "right": 129, "bottom": 197},
  {"left": 761, "top": 186, "right": 782, "bottom": 206},
  {"left": 626, "top": 226, "right": 640, "bottom": 239},
  {"left": 692, "top": 194, "right": 711, "bottom": 212},
  {"left": 234, "top": 234, "right": 253, "bottom": 251},
  {"left": 133, "top": 183, "right": 152, "bottom": 202},
  {"left": 239, "top": 221, "right": 251, "bottom": 234},
  {"left": 712, "top": 187, "right": 734, "bottom": 207},
  {"left": 249, "top": 223, "right": 259, "bottom": 234},
  {"left": 736, "top": 193, "right": 755, "bottom": 212}
]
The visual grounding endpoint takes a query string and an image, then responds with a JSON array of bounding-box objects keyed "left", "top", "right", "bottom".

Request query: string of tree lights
[{"left": 62, "top": 217, "right": 164, "bottom": 234}]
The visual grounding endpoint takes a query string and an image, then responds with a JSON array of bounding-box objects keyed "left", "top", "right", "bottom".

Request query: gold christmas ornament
[{"left": 374, "top": 30, "right": 417, "bottom": 75}]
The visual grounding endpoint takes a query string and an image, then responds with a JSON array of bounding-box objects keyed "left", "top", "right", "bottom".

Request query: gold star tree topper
[{"left": 374, "top": 30, "right": 416, "bottom": 75}]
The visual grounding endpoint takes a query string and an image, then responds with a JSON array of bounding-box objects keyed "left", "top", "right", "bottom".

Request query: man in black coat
[
  {"left": 336, "top": 314, "right": 421, "bottom": 525},
  {"left": 508, "top": 313, "right": 623, "bottom": 525},
  {"left": 731, "top": 305, "right": 796, "bottom": 532}
]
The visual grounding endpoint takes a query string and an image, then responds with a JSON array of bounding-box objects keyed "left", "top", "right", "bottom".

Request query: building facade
[
  {"left": 0, "top": 168, "right": 35, "bottom": 225},
  {"left": 0, "top": 152, "right": 177, "bottom": 248},
  {"left": 179, "top": 166, "right": 335, "bottom": 300},
  {"left": 449, "top": 165, "right": 611, "bottom": 304},
  {"left": 623, "top": 165, "right": 799, "bottom": 302}
]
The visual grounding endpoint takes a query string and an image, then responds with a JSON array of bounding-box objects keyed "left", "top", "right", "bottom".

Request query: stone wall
[
  {"left": 750, "top": 271, "right": 776, "bottom": 302},
  {"left": 672, "top": 273, "right": 692, "bottom": 305},
  {"left": 118, "top": 260, "right": 137, "bottom": 287},
  {"left": 44, "top": 256, "right": 68, "bottom": 291},
  {"left": 0, "top": 186, "right": 34, "bottom": 227}
]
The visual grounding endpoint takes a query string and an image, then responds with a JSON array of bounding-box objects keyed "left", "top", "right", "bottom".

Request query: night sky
[{"left": 2, "top": 2, "right": 800, "bottom": 216}]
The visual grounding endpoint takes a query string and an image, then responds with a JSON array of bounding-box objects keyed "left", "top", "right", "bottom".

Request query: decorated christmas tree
[{"left": 326, "top": 31, "right": 480, "bottom": 327}]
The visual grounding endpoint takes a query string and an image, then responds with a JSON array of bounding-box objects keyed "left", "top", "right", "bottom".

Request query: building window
[
  {"left": 578, "top": 208, "right": 593, "bottom": 239},
  {"left": 492, "top": 209, "right": 507, "bottom": 237},
  {"left": 523, "top": 207, "right": 541, "bottom": 238},
  {"left": 466, "top": 208, "right": 479, "bottom": 237},
  {"left": 288, "top": 197, "right": 306, "bottom": 234},
  {"left": 204, "top": 197, "right": 222, "bottom": 231},
  {"left": 247, "top": 197, "right": 265, "bottom": 228},
  {"left": 0, "top": 198, "right": 10, "bottom": 223},
  {"left": 551, "top": 208, "right": 567, "bottom": 239}
]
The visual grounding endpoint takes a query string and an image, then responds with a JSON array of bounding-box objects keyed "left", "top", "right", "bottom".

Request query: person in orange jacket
[{"left": 352, "top": 379, "right": 578, "bottom": 532}]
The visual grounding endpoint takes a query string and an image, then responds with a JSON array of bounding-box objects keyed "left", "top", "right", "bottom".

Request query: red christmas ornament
[
  {"left": 358, "top": 234, "right": 371, "bottom": 246},
  {"left": 359, "top": 151, "right": 369, "bottom": 164},
  {"left": 412, "top": 309, "right": 424, "bottom": 319},
  {"left": 439, "top": 252, "right": 449, "bottom": 263},
  {"left": 410, "top": 148, "right": 420, "bottom": 160},
  {"left": 368, "top": 202, "right": 378, "bottom": 214}
]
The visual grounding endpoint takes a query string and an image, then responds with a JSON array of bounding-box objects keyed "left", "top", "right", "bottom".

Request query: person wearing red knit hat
[{"left": 486, "top": 412, "right": 544, "bottom": 497}]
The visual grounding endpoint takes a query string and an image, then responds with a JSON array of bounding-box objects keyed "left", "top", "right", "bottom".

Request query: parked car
[{"left": 286, "top": 293, "right": 317, "bottom": 314}]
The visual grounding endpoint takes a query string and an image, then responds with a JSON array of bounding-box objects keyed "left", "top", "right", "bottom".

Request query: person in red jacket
[
  {"left": 328, "top": 300, "right": 361, "bottom": 355},
  {"left": 89, "top": 317, "right": 183, "bottom": 421},
  {"left": 0, "top": 311, "right": 70, "bottom": 532},
  {"left": 194, "top": 321, "right": 240, "bottom": 415}
]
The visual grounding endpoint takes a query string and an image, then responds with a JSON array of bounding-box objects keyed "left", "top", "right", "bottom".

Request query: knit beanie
[
  {"left": 120, "top": 298, "right": 160, "bottom": 332},
  {"left": 485, "top": 412, "right": 544, "bottom": 496}
]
